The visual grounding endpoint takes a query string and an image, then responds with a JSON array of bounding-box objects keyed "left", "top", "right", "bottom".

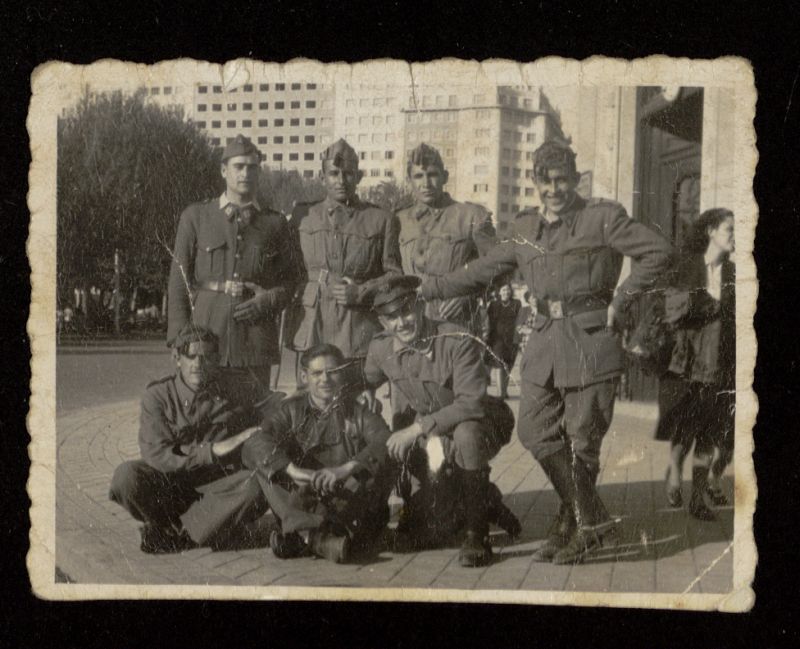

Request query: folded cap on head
[
  {"left": 369, "top": 275, "right": 422, "bottom": 316},
  {"left": 222, "top": 134, "right": 262, "bottom": 162},
  {"left": 172, "top": 323, "right": 219, "bottom": 352},
  {"left": 321, "top": 138, "right": 359, "bottom": 167}
]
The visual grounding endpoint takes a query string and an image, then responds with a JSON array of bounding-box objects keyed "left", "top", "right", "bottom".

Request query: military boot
[
  {"left": 551, "top": 457, "right": 617, "bottom": 565},
  {"left": 458, "top": 469, "right": 493, "bottom": 567},
  {"left": 530, "top": 502, "right": 576, "bottom": 562},
  {"left": 689, "top": 466, "right": 716, "bottom": 521},
  {"left": 309, "top": 527, "right": 351, "bottom": 564},
  {"left": 269, "top": 530, "right": 307, "bottom": 559}
]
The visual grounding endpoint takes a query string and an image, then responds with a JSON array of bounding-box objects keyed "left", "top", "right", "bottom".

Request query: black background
[{"left": 1, "top": 1, "right": 798, "bottom": 647}]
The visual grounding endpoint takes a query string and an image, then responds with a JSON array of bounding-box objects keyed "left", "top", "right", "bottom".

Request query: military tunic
[
  {"left": 109, "top": 374, "right": 269, "bottom": 546},
  {"left": 396, "top": 194, "right": 496, "bottom": 329},
  {"left": 292, "top": 196, "right": 402, "bottom": 358},
  {"left": 421, "top": 196, "right": 674, "bottom": 465},
  {"left": 167, "top": 195, "right": 300, "bottom": 367},
  {"left": 242, "top": 393, "right": 393, "bottom": 540}
]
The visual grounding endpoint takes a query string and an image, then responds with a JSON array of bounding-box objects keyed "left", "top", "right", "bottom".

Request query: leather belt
[
  {"left": 535, "top": 296, "right": 609, "bottom": 320},
  {"left": 198, "top": 280, "right": 249, "bottom": 297}
]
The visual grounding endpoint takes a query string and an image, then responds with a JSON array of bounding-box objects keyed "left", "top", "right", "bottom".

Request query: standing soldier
[
  {"left": 396, "top": 143, "right": 497, "bottom": 331},
  {"left": 291, "top": 139, "right": 402, "bottom": 387},
  {"left": 167, "top": 135, "right": 299, "bottom": 403},
  {"left": 420, "top": 140, "right": 674, "bottom": 564}
]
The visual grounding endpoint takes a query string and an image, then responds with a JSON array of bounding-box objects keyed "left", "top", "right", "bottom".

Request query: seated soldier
[
  {"left": 109, "top": 324, "right": 274, "bottom": 553},
  {"left": 362, "top": 276, "right": 521, "bottom": 568},
  {"left": 241, "top": 343, "right": 393, "bottom": 564}
]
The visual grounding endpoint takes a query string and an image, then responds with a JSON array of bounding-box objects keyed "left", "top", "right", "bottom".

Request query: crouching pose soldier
[
  {"left": 241, "top": 344, "right": 393, "bottom": 563},
  {"left": 363, "top": 276, "right": 521, "bottom": 567},
  {"left": 109, "top": 325, "right": 273, "bottom": 553}
]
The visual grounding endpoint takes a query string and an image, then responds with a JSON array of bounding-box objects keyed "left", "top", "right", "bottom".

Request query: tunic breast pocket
[
  {"left": 346, "top": 231, "right": 382, "bottom": 275},
  {"left": 562, "top": 249, "right": 592, "bottom": 296},
  {"left": 242, "top": 244, "right": 278, "bottom": 279},
  {"left": 196, "top": 237, "right": 227, "bottom": 279}
]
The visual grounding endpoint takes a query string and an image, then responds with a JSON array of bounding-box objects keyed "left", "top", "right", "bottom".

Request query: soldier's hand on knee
[{"left": 387, "top": 424, "right": 422, "bottom": 462}]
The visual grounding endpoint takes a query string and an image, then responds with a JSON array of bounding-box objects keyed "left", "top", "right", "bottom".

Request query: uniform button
[
  {"left": 233, "top": 272, "right": 240, "bottom": 279},
  {"left": 237, "top": 235, "right": 243, "bottom": 241},
  {"left": 235, "top": 253, "right": 241, "bottom": 259}
]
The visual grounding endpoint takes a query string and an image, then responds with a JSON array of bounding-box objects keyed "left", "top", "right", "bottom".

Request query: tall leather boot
[
  {"left": 458, "top": 469, "right": 493, "bottom": 567},
  {"left": 552, "top": 456, "right": 616, "bottom": 565},
  {"left": 530, "top": 501, "right": 575, "bottom": 562}
]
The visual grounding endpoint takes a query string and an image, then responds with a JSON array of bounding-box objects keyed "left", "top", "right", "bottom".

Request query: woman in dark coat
[
  {"left": 486, "top": 283, "right": 521, "bottom": 399},
  {"left": 657, "top": 208, "right": 736, "bottom": 521}
]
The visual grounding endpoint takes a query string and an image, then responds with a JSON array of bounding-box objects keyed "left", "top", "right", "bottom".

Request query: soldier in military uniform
[
  {"left": 241, "top": 343, "right": 393, "bottom": 563},
  {"left": 109, "top": 325, "right": 274, "bottom": 553},
  {"left": 290, "top": 139, "right": 402, "bottom": 390},
  {"left": 420, "top": 140, "right": 675, "bottom": 564},
  {"left": 363, "top": 276, "right": 520, "bottom": 567},
  {"left": 167, "top": 135, "right": 300, "bottom": 403},
  {"left": 396, "top": 143, "right": 497, "bottom": 331}
]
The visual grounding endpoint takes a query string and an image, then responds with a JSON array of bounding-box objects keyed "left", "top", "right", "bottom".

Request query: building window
[
  {"left": 476, "top": 109, "right": 490, "bottom": 120},
  {"left": 449, "top": 95, "right": 457, "bottom": 107},
  {"left": 212, "top": 104, "right": 222, "bottom": 112},
  {"left": 524, "top": 98, "right": 533, "bottom": 109},
  {"left": 499, "top": 94, "right": 508, "bottom": 105},
  {"left": 243, "top": 102, "right": 252, "bottom": 110},
  {"left": 150, "top": 87, "right": 160, "bottom": 95},
  {"left": 196, "top": 121, "right": 206, "bottom": 129},
  {"left": 512, "top": 186, "right": 521, "bottom": 196},
  {"left": 290, "top": 118, "right": 300, "bottom": 126},
  {"left": 304, "top": 135, "right": 315, "bottom": 143},
  {"left": 242, "top": 120, "right": 252, "bottom": 127},
  {"left": 359, "top": 151, "right": 367, "bottom": 161},
  {"left": 475, "top": 146, "right": 489, "bottom": 156},
  {"left": 359, "top": 98, "right": 369, "bottom": 107},
  {"left": 500, "top": 203, "right": 509, "bottom": 212},
  {"left": 303, "top": 169, "right": 315, "bottom": 178},
  {"left": 259, "top": 83, "right": 269, "bottom": 91},
  {"left": 305, "top": 118, "right": 315, "bottom": 126},
  {"left": 527, "top": 133, "right": 536, "bottom": 143},
  {"left": 304, "top": 152, "right": 314, "bottom": 161},
  {"left": 273, "top": 153, "right": 283, "bottom": 161},
  {"left": 513, "top": 168, "right": 521, "bottom": 178},
  {"left": 501, "top": 166, "right": 509, "bottom": 176},
  {"left": 257, "top": 136, "right": 268, "bottom": 144},
  {"left": 502, "top": 148, "right": 511, "bottom": 159},
  {"left": 445, "top": 148, "right": 454, "bottom": 157},
  {"left": 370, "top": 151, "right": 381, "bottom": 161},
  {"left": 274, "top": 119, "right": 284, "bottom": 127},
  {"left": 525, "top": 151, "right": 534, "bottom": 160},
  {"left": 258, "top": 119, "right": 268, "bottom": 127},
  {"left": 289, "top": 135, "right": 299, "bottom": 144},
  {"left": 291, "top": 83, "right": 301, "bottom": 90},
  {"left": 199, "top": 85, "right": 208, "bottom": 93},
  {"left": 525, "top": 187, "right": 535, "bottom": 196},
  {"left": 164, "top": 87, "right": 172, "bottom": 95},
  {"left": 370, "top": 169, "right": 380, "bottom": 177},
  {"left": 306, "top": 100, "right": 316, "bottom": 109},
  {"left": 346, "top": 99, "right": 355, "bottom": 108},
  {"left": 358, "top": 134, "right": 368, "bottom": 143},
  {"left": 275, "top": 101, "right": 285, "bottom": 109},
  {"left": 289, "top": 153, "right": 299, "bottom": 161},
  {"left": 513, "top": 150, "right": 522, "bottom": 161},
  {"left": 385, "top": 170, "right": 394, "bottom": 177},
  {"left": 211, "top": 120, "right": 221, "bottom": 128},
  {"left": 306, "top": 83, "right": 317, "bottom": 90},
  {"left": 473, "top": 183, "right": 488, "bottom": 192},
  {"left": 501, "top": 185, "right": 510, "bottom": 195},
  {"left": 385, "top": 150, "right": 394, "bottom": 159},
  {"left": 226, "top": 137, "right": 234, "bottom": 144},
  {"left": 259, "top": 102, "right": 269, "bottom": 110},
  {"left": 274, "top": 136, "right": 284, "bottom": 144},
  {"left": 243, "top": 84, "right": 253, "bottom": 92},
  {"left": 373, "top": 115, "right": 382, "bottom": 125},
  {"left": 210, "top": 137, "right": 220, "bottom": 145},
  {"left": 213, "top": 85, "right": 222, "bottom": 93},
  {"left": 227, "top": 103, "right": 237, "bottom": 111},
  {"left": 290, "top": 101, "right": 300, "bottom": 109},
  {"left": 525, "top": 169, "right": 534, "bottom": 179},
  {"left": 226, "top": 120, "right": 236, "bottom": 128},
  {"left": 511, "top": 204, "right": 520, "bottom": 212},
  {"left": 198, "top": 104, "right": 207, "bottom": 112},
  {"left": 275, "top": 83, "right": 285, "bottom": 91}
]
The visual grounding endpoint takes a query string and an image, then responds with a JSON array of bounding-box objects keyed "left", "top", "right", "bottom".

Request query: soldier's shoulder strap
[{"left": 145, "top": 374, "right": 174, "bottom": 390}]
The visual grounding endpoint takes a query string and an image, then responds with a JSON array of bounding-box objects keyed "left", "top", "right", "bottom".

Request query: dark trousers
[
  {"left": 256, "top": 471, "right": 392, "bottom": 546},
  {"left": 109, "top": 460, "right": 268, "bottom": 547},
  {"left": 518, "top": 375, "right": 618, "bottom": 469}
]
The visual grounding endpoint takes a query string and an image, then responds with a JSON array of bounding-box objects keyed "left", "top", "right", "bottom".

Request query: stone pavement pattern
[{"left": 55, "top": 344, "right": 734, "bottom": 593}]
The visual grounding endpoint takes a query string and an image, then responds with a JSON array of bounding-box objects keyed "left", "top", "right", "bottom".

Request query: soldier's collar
[
  {"left": 413, "top": 193, "right": 454, "bottom": 217},
  {"left": 536, "top": 195, "right": 582, "bottom": 234},
  {"left": 324, "top": 195, "right": 359, "bottom": 214},
  {"left": 392, "top": 317, "right": 436, "bottom": 358},
  {"left": 219, "top": 193, "right": 261, "bottom": 219}
]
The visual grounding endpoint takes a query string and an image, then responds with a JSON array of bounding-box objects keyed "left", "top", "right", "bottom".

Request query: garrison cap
[
  {"left": 322, "top": 138, "right": 359, "bottom": 167},
  {"left": 407, "top": 142, "right": 444, "bottom": 171},
  {"left": 369, "top": 275, "right": 422, "bottom": 316},
  {"left": 222, "top": 134, "right": 262, "bottom": 162}
]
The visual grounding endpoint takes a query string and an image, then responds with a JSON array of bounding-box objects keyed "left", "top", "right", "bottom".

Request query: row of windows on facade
[
  {"left": 195, "top": 117, "right": 330, "bottom": 128},
  {"left": 404, "top": 94, "right": 538, "bottom": 109},
  {"left": 197, "top": 100, "right": 324, "bottom": 111},
  {"left": 472, "top": 165, "right": 530, "bottom": 179},
  {"left": 197, "top": 124, "right": 318, "bottom": 144},
  {"left": 198, "top": 83, "right": 323, "bottom": 93}
]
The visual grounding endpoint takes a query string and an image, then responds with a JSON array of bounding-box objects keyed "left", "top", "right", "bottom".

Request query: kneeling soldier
[
  {"left": 109, "top": 325, "right": 272, "bottom": 553},
  {"left": 242, "top": 344, "right": 393, "bottom": 564},
  {"left": 363, "top": 276, "right": 521, "bottom": 567}
]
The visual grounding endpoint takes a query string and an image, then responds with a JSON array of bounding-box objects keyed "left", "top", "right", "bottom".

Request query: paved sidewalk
[{"left": 55, "top": 374, "right": 734, "bottom": 594}]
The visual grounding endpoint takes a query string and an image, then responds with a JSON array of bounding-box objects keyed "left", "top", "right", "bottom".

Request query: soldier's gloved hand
[
  {"left": 233, "top": 296, "right": 262, "bottom": 323},
  {"left": 252, "top": 285, "right": 287, "bottom": 313},
  {"left": 331, "top": 279, "right": 359, "bottom": 305}
]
